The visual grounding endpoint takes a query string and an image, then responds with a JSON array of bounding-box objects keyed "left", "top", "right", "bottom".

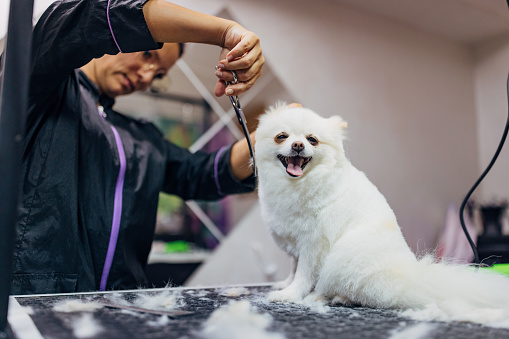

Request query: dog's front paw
[
  {"left": 272, "top": 279, "right": 291, "bottom": 290},
  {"left": 267, "top": 289, "right": 303, "bottom": 303}
]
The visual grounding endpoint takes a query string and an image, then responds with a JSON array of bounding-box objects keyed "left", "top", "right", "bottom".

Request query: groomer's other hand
[
  {"left": 214, "top": 24, "right": 264, "bottom": 97},
  {"left": 230, "top": 132, "right": 256, "bottom": 180}
]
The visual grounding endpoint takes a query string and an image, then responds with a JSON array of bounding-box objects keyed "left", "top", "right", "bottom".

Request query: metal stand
[{"left": 0, "top": 0, "right": 34, "bottom": 337}]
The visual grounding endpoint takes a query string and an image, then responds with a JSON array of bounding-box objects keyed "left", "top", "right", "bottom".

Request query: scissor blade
[{"left": 233, "top": 105, "right": 257, "bottom": 176}]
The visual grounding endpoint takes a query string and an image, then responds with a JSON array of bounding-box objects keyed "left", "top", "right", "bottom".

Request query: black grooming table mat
[{"left": 9, "top": 284, "right": 509, "bottom": 338}]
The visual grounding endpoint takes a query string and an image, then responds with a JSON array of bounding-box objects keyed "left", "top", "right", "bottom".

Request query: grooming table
[{"left": 8, "top": 284, "right": 509, "bottom": 338}]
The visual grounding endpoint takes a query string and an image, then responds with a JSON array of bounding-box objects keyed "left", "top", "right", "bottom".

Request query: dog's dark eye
[
  {"left": 275, "top": 133, "right": 288, "bottom": 143},
  {"left": 307, "top": 136, "right": 319, "bottom": 146}
]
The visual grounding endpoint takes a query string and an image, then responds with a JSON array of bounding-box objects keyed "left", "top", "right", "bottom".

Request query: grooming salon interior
[{"left": 2, "top": 0, "right": 509, "bottom": 338}]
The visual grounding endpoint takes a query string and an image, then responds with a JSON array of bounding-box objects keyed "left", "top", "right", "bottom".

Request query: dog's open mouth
[{"left": 277, "top": 154, "right": 312, "bottom": 177}]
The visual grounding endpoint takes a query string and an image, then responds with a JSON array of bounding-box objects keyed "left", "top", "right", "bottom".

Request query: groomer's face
[{"left": 95, "top": 43, "right": 180, "bottom": 98}]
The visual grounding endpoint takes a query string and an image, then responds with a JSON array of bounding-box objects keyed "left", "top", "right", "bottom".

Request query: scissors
[{"left": 220, "top": 69, "right": 257, "bottom": 176}]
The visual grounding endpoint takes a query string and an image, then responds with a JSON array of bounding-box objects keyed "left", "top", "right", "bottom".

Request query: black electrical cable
[
  {"left": 459, "top": 1, "right": 509, "bottom": 267},
  {"left": 459, "top": 74, "right": 509, "bottom": 266}
]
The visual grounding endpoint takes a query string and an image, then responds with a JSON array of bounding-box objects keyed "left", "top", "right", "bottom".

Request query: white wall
[
  {"left": 473, "top": 37, "right": 509, "bottom": 203},
  {"left": 175, "top": 0, "right": 480, "bottom": 252}
]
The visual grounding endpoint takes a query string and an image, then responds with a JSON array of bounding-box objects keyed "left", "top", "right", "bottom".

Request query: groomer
[{"left": 7, "top": 0, "right": 264, "bottom": 295}]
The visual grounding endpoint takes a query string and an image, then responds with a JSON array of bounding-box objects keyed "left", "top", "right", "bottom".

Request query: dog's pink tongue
[{"left": 286, "top": 157, "right": 304, "bottom": 177}]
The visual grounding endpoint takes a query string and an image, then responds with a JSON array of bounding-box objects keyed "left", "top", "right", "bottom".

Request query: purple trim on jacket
[
  {"left": 97, "top": 107, "right": 127, "bottom": 291},
  {"left": 214, "top": 146, "right": 227, "bottom": 196},
  {"left": 107, "top": 0, "right": 123, "bottom": 53}
]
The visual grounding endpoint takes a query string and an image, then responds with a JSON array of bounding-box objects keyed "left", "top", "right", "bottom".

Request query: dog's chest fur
[
  {"left": 258, "top": 166, "right": 348, "bottom": 255},
  {"left": 258, "top": 159, "right": 401, "bottom": 257}
]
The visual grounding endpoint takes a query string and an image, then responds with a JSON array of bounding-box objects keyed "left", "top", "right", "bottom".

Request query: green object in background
[
  {"left": 164, "top": 241, "right": 190, "bottom": 253},
  {"left": 483, "top": 263, "right": 509, "bottom": 276}
]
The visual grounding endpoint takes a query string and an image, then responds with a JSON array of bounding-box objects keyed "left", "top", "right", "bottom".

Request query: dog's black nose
[{"left": 292, "top": 141, "right": 304, "bottom": 152}]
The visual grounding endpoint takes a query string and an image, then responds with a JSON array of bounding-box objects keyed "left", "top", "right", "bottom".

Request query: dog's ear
[
  {"left": 328, "top": 116, "right": 348, "bottom": 130},
  {"left": 328, "top": 116, "right": 348, "bottom": 142}
]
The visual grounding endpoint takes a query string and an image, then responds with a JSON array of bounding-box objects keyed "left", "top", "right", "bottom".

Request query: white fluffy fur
[
  {"left": 199, "top": 300, "right": 284, "bottom": 339},
  {"left": 255, "top": 103, "right": 509, "bottom": 326}
]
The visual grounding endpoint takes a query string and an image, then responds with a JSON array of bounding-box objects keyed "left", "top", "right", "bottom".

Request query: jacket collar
[{"left": 78, "top": 69, "right": 116, "bottom": 110}]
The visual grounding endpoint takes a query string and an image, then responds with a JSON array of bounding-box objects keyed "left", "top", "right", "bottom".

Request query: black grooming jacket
[{"left": 7, "top": 0, "right": 255, "bottom": 295}]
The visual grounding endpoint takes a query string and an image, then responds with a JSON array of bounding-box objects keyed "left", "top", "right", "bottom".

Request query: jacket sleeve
[
  {"left": 30, "top": 0, "right": 160, "bottom": 100},
  {"left": 162, "top": 141, "right": 256, "bottom": 201}
]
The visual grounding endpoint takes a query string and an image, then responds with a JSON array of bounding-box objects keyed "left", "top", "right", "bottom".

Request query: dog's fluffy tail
[
  {"left": 318, "top": 245, "right": 509, "bottom": 327},
  {"left": 396, "top": 256, "right": 509, "bottom": 327}
]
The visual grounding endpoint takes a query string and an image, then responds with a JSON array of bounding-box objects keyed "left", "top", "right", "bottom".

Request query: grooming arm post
[{"left": 0, "top": 0, "right": 34, "bottom": 337}]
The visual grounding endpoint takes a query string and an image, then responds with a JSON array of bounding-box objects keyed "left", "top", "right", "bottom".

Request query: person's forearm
[
  {"left": 143, "top": 0, "right": 234, "bottom": 47},
  {"left": 230, "top": 132, "right": 256, "bottom": 180}
]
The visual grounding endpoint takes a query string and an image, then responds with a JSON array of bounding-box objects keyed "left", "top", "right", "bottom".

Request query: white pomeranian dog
[{"left": 255, "top": 103, "right": 509, "bottom": 326}]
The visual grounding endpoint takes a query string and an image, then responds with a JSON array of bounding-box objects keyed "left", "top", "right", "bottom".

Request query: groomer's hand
[
  {"left": 214, "top": 24, "right": 264, "bottom": 97},
  {"left": 142, "top": 1, "right": 263, "bottom": 96}
]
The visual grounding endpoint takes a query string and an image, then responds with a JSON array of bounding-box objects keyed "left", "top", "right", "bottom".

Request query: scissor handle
[
  {"left": 229, "top": 71, "right": 241, "bottom": 109},
  {"left": 216, "top": 66, "right": 241, "bottom": 109},
  {"left": 215, "top": 67, "right": 256, "bottom": 176}
]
